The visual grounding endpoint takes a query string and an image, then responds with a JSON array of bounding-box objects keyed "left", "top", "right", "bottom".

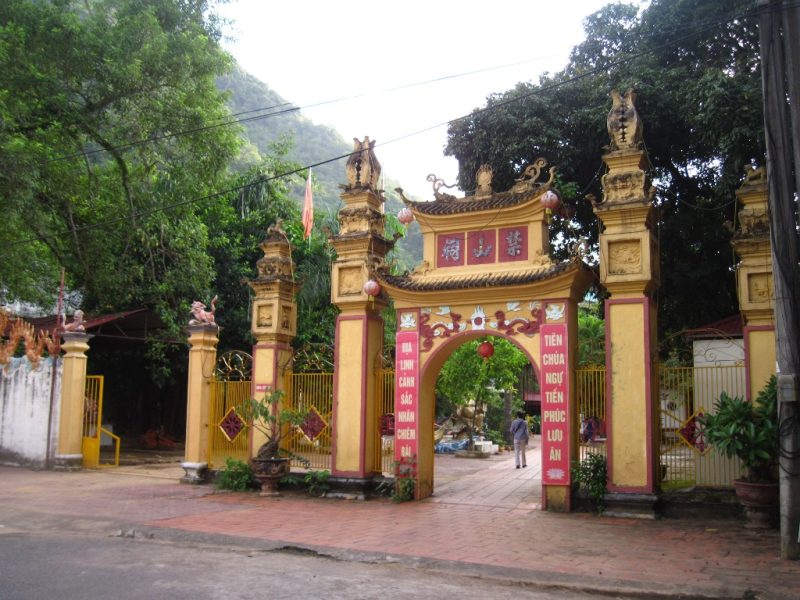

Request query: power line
[
  {"left": 1, "top": 1, "right": 776, "bottom": 251},
  {"left": 40, "top": 51, "right": 573, "bottom": 165},
  {"left": 35, "top": 0, "right": 772, "bottom": 166}
]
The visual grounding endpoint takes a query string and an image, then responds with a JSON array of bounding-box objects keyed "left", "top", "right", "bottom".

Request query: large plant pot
[
  {"left": 732, "top": 479, "right": 779, "bottom": 529},
  {"left": 251, "top": 457, "right": 290, "bottom": 497}
]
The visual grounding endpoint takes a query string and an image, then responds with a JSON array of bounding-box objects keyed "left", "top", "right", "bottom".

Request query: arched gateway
[
  {"left": 379, "top": 164, "right": 593, "bottom": 511},
  {"left": 326, "top": 141, "right": 592, "bottom": 511}
]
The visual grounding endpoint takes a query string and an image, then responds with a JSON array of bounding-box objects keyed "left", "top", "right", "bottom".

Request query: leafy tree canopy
[
  {"left": 445, "top": 0, "right": 763, "bottom": 346},
  {"left": 0, "top": 0, "right": 240, "bottom": 333}
]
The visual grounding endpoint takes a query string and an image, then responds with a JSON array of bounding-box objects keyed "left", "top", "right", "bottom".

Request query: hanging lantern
[
  {"left": 477, "top": 341, "right": 494, "bottom": 361},
  {"left": 540, "top": 189, "right": 561, "bottom": 214},
  {"left": 397, "top": 207, "right": 415, "bottom": 225},
  {"left": 363, "top": 279, "right": 382, "bottom": 298}
]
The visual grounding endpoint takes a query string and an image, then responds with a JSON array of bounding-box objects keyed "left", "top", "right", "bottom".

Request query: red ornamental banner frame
[
  {"left": 540, "top": 323, "right": 570, "bottom": 485},
  {"left": 394, "top": 331, "right": 420, "bottom": 462}
]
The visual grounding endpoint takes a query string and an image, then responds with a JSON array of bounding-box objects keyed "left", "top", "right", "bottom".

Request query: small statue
[
  {"left": 607, "top": 88, "right": 643, "bottom": 150},
  {"left": 63, "top": 310, "right": 86, "bottom": 332},
  {"left": 744, "top": 164, "right": 766, "bottom": 183},
  {"left": 189, "top": 296, "right": 218, "bottom": 326}
]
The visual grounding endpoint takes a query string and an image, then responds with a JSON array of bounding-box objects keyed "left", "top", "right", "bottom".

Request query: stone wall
[{"left": 0, "top": 357, "right": 62, "bottom": 467}]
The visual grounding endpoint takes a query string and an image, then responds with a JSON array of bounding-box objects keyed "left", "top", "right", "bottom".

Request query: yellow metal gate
[
  {"left": 82, "top": 375, "right": 120, "bottom": 468},
  {"left": 285, "top": 372, "right": 333, "bottom": 470},
  {"left": 375, "top": 368, "right": 395, "bottom": 475},
  {"left": 207, "top": 350, "right": 253, "bottom": 469},
  {"left": 208, "top": 379, "right": 251, "bottom": 469}
]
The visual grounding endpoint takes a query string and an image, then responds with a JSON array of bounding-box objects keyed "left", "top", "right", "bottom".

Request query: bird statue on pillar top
[{"left": 607, "top": 89, "right": 643, "bottom": 151}]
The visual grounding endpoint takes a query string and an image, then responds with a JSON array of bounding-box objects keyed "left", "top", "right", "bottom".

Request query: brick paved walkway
[{"left": 1, "top": 453, "right": 798, "bottom": 599}]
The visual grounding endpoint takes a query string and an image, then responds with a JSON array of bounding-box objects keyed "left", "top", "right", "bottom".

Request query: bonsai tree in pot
[
  {"left": 700, "top": 376, "right": 778, "bottom": 528},
  {"left": 240, "top": 390, "right": 308, "bottom": 496}
]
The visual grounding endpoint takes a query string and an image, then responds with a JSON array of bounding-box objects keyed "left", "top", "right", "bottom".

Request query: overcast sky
[{"left": 218, "top": 0, "right": 614, "bottom": 198}]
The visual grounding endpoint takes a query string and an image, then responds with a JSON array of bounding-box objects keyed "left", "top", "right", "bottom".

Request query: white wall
[{"left": 0, "top": 357, "right": 62, "bottom": 467}]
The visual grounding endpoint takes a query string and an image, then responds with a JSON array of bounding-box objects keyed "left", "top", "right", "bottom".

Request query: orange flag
[{"left": 302, "top": 168, "right": 314, "bottom": 240}]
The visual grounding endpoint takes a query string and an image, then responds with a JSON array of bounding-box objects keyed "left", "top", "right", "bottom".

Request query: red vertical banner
[
  {"left": 540, "top": 323, "right": 570, "bottom": 485},
  {"left": 394, "top": 331, "right": 419, "bottom": 463}
]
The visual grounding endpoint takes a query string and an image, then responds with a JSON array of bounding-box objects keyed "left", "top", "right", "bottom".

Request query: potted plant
[
  {"left": 239, "top": 390, "right": 308, "bottom": 496},
  {"left": 699, "top": 376, "right": 778, "bottom": 528}
]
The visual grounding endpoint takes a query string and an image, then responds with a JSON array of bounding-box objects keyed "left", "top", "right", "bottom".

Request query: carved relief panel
[
  {"left": 252, "top": 301, "right": 276, "bottom": 334},
  {"left": 607, "top": 240, "right": 642, "bottom": 275}
]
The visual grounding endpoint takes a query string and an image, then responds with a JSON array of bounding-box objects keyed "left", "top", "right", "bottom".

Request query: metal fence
[
  {"left": 285, "top": 372, "right": 334, "bottom": 471},
  {"left": 657, "top": 365, "right": 745, "bottom": 490},
  {"left": 207, "top": 379, "right": 251, "bottom": 469},
  {"left": 375, "top": 368, "right": 395, "bottom": 475},
  {"left": 575, "top": 364, "right": 746, "bottom": 490},
  {"left": 575, "top": 368, "right": 607, "bottom": 461}
]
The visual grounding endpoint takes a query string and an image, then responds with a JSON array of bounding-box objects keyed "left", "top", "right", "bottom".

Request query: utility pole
[{"left": 757, "top": 0, "right": 800, "bottom": 560}]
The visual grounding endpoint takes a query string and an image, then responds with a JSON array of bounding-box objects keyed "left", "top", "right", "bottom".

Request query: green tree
[
  {"left": 0, "top": 0, "right": 240, "bottom": 337},
  {"left": 445, "top": 0, "right": 763, "bottom": 348},
  {"left": 578, "top": 308, "right": 605, "bottom": 367},
  {"left": 436, "top": 338, "right": 529, "bottom": 442}
]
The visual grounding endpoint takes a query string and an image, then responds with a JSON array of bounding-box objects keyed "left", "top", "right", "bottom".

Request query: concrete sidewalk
[{"left": 0, "top": 462, "right": 798, "bottom": 599}]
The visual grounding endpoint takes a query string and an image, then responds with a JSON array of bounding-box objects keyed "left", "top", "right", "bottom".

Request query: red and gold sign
[
  {"left": 394, "top": 331, "right": 419, "bottom": 462},
  {"left": 540, "top": 323, "right": 570, "bottom": 485},
  {"left": 467, "top": 230, "right": 496, "bottom": 265},
  {"left": 498, "top": 227, "right": 528, "bottom": 262},
  {"left": 436, "top": 233, "right": 465, "bottom": 268}
]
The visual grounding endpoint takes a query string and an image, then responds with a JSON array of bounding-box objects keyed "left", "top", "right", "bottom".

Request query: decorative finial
[
  {"left": 475, "top": 164, "right": 493, "bottom": 197},
  {"left": 345, "top": 136, "right": 381, "bottom": 191},
  {"left": 426, "top": 174, "right": 457, "bottom": 202},
  {"left": 607, "top": 89, "right": 643, "bottom": 150}
]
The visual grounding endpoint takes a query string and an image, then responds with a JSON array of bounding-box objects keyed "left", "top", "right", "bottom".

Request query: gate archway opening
[{"left": 424, "top": 331, "right": 543, "bottom": 506}]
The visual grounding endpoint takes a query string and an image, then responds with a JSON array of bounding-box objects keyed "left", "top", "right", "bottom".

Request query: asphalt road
[{"left": 0, "top": 530, "right": 622, "bottom": 600}]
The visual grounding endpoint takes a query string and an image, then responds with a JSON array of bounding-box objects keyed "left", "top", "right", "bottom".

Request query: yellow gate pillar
[
  {"left": 54, "top": 332, "right": 90, "bottom": 470},
  {"left": 730, "top": 167, "right": 775, "bottom": 399},
  {"left": 593, "top": 90, "right": 660, "bottom": 513},
  {"left": 330, "top": 138, "right": 392, "bottom": 490},
  {"left": 247, "top": 226, "right": 301, "bottom": 455},
  {"left": 181, "top": 323, "right": 219, "bottom": 483}
]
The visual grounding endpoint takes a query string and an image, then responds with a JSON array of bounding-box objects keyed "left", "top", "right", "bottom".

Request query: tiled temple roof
[
  {"left": 402, "top": 188, "right": 543, "bottom": 216},
  {"left": 378, "top": 260, "right": 587, "bottom": 292}
]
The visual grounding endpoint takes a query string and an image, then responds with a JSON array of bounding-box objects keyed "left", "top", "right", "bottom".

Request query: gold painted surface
[
  {"left": 545, "top": 485, "right": 570, "bottom": 512},
  {"left": 747, "top": 329, "right": 776, "bottom": 401},
  {"left": 58, "top": 336, "right": 91, "bottom": 458},
  {"left": 184, "top": 327, "right": 218, "bottom": 464},
  {"left": 333, "top": 319, "right": 365, "bottom": 472},
  {"left": 338, "top": 266, "right": 364, "bottom": 296},
  {"left": 609, "top": 303, "right": 648, "bottom": 487}
]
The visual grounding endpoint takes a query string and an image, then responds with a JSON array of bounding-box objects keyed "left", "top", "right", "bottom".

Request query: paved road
[
  {"left": 1, "top": 457, "right": 798, "bottom": 599},
  {"left": 0, "top": 530, "right": 621, "bottom": 600}
]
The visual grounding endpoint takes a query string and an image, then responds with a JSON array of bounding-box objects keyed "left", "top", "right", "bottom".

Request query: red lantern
[
  {"left": 397, "top": 207, "right": 414, "bottom": 225},
  {"left": 477, "top": 341, "right": 494, "bottom": 360},
  {"left": 363, "top": 279, "right": 381, "bottom": 297},
  {"left": 540, "top": 190, "right": 561, "bottom": 211}
]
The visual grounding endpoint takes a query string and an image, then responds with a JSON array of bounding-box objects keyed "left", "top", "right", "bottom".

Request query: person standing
[{"left": 510, "top": 410, "right": 530, "bottom": 469}]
